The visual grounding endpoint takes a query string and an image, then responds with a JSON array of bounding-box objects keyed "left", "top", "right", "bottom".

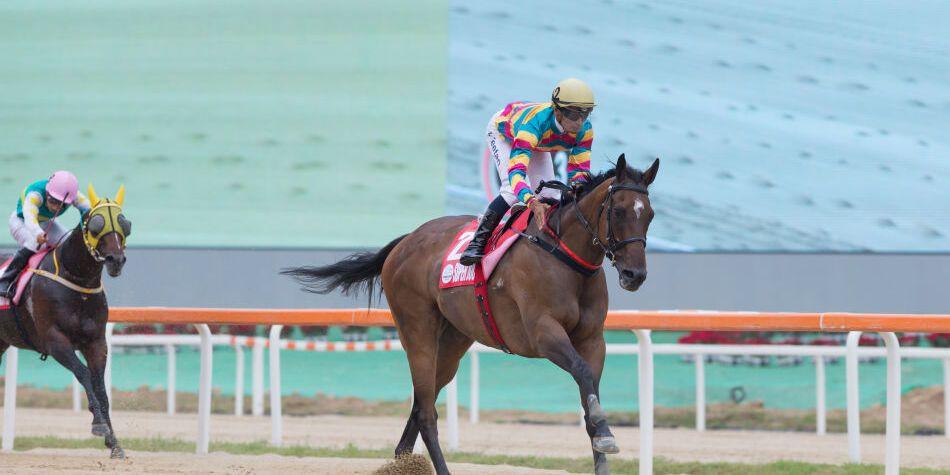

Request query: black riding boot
[
  {"left": 0, "top": 247, "right": 35, "bottom": 298},
  {"left": 459, "top": 196, "right": 510, "bottom": 266}
]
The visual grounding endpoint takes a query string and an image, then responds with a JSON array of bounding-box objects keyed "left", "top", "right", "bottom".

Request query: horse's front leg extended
[
  {"left": 83, "top": 341, "right": 125, "bottom": 459},
  {"left": 533, "top": 318, "right": 618, "bottom": 474},
  {"left": 46, "top": 328, "right": 107, "bottom": 435}
]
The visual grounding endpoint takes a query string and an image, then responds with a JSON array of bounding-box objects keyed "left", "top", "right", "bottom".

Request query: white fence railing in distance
[{"left": 6, "top": 328, "right": 950, "bottom": 475}]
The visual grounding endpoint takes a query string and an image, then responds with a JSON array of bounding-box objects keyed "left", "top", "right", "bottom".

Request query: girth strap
[{"left": 473, "top": 264, "right": 511, "bottom": 354}]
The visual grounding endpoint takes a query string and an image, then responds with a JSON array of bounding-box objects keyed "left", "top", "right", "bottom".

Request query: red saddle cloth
[
  {"left": 0, "top": 249, "right": 50, "bottom": 308},
  {"left": 439, "top": 207, "right": 533, "bottom": 289}
]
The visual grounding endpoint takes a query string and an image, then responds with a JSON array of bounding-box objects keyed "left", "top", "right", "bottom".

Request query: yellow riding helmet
[{"left": 551, "top": 78, "right": 595, "bottom": 110}]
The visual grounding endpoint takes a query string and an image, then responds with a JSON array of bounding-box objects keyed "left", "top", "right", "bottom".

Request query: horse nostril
[{"left": 621, "top": 269, "right": 646, "bottom": 282}]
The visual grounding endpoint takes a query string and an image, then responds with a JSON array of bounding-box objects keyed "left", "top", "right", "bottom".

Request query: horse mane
[{"left": 574, "top": 163, "right": 649, "bottom": 202}]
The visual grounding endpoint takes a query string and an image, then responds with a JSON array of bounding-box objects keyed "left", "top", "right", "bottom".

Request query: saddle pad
[
  {"left": 439, "top": 208, "right": 533, "bottom": 289},
  {"left": 0, "top": 250, "right": 50, "bottom": 306}
]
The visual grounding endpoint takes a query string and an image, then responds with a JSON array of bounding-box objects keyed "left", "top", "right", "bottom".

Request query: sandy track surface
[
  {"left": 0, "top": 448, "right": 566, "bottom": 474},
  {"left": 5, "top": 408, "right": 950, "bottom": 469}
]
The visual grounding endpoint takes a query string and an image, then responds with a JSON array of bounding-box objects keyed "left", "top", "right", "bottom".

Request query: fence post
[
  {"left": 469, "top": 351, "right": 479, "bottom": 424},
  {"left": 234, "top": 345, "right": 244, "bottom": 416},
  {"left": 880, "top": 332, "right": 901, "bottom": 475},
  {"left": 695, "top": 353, "right": 705, "bottom": 432},
  {"left": 1, "top": 347, "right": 19, "bottom": 452},
  {"left": 72, "top": 378, "right": 81, "bottom": 412},
  {"left": 944, "top": 359, "right": 949, "bottom": 438},
  {"left": 252, "top": 337, "right": 265, "bottom": 416},
  {"left": 634, "top": 329, "right": 654, "bottom": 475},
  {"left": 196, "top": 324, "right": 213, "bottom": 455},
  {"left": 166, "top": 343, "right": 176, "bottom": 415},
  {"left": 269, "top": 325, "right": 283, "bottom": 447},
  {"left": 104, "top": 322, "right": 115, "bottom": 411},
  {"left": 815, "top": 355, "right": 826, "bottom": 435},
  {"left": 447, "top": 376, "right": 458, "bottom": 450},
  {"left": 846, "top": 331, "right": 862, "bottom": 463}
]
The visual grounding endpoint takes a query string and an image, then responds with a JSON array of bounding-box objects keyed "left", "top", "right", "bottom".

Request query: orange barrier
[{"left": 109, "top": 307, "right": 950, "bottom": 332}]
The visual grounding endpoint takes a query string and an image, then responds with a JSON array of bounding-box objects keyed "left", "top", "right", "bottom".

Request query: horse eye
[
  {"left": 613, "top": 208, "right": 625, "bottom": 218},
  {"left": 117, "top": 214, "right": 132, "bottom": 236},
  {"left": 87, "top": 214, "right": 106, "bottom": 235}
]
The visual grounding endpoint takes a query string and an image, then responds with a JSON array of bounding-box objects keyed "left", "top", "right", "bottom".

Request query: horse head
[
  {"left": 84, "top": 184, "right": 131, "bottom": 277},
  {"left": 589, "top": 154, "right": 659, "bottom": 291}
]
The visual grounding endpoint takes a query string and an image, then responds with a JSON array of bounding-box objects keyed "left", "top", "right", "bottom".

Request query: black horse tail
[{"left": 281, "top": 235, "right": 407, "bottom": 301}]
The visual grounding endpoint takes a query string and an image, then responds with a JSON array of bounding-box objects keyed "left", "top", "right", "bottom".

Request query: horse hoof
[
  {"left": 92, "top": 424, "right": 111, "bottom": 437},
  {"left": 110, "top": 447, "right": 126, "bottom": 459},
  {"left": 592, "top": 436, "right": 619, "bottom": 454}
]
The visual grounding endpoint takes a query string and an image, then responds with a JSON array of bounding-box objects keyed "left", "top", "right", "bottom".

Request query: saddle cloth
[
  {"left": 439, "top": 207, "right": 533, "bottom": 289},
  {"left": 0, "top": 249, "right": 50, "bottom": 307}
]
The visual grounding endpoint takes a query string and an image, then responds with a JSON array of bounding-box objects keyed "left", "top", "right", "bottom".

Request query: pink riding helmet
[{"left": 46, "top": 170, "right": 79, "bottom": 204}]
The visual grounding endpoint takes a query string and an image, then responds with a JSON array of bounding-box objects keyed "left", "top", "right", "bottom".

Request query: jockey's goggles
[{"left": 557, "top": 106, "right": 592, "bottom": 122}]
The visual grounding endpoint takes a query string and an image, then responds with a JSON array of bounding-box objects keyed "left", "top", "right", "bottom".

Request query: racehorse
[
  {"left": 0, "top": 185, "right": 131, "bottom": 459},
  {"left": 285, "top": 154, "right": 658, "bottom": 474}
]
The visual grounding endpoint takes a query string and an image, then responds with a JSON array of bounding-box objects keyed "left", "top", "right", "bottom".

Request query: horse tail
[{"left": 281, "top": 234, "right": 407, "bottom": 299}]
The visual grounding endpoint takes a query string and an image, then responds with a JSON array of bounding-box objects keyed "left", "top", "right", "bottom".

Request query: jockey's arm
[
  {"left": 73, "top": 191, "right": 92, "bottom": 216},
  {"left": 21, "top": 191, "right": 46, "bottom": 239},
  {"left": 508, "top": 127, "right": 541, "bottom": 204},
  {"left": 567, "top": 123, "right": 594, "bottom": 186}
]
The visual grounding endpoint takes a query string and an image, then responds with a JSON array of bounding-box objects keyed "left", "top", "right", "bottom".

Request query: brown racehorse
[
  {"left": 285, "top": 154, "right": 658, "bottom": 474},
  {"left": 0, "top": 185, "right": 131, "bottom": 459}
]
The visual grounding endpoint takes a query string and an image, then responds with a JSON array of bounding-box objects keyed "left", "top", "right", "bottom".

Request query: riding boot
[
  {"left": 459, "top": 208, "right": 505, "bottom": 266},
  {"left": 0, "top": 247, "right": 35, "bottom": 298}
]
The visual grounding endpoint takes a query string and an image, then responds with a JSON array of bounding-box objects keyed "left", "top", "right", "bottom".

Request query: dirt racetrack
[
  {"left": 0, "top": 448, "right": 566, "bottom": 474},
  {"left": 3, "top": 408, "right": 950, "bottom": 472}
]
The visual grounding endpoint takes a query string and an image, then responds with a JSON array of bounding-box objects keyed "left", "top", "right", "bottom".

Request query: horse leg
[
  {"left": 82, "top": 341, "right": 125, "bottom": 459},
  {"left": 45, "top": 329, "right": 107, "bottom": 436},
  {"left": 391, "top": 303, "right": 451, "bottom": 475},
  {"left": 395, "top": 322, "right": 473, "bottom": 457},
  {"left": 533, "top": 319, "right": 618, "bottom": 464},
  {"left": 575, "top": 333, "right": 614, "bottom": 475}
]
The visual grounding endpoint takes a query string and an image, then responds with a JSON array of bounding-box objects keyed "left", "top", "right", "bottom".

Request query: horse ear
[
  {"left": 115, "top": 184, "right": 125, "bottom": 206},
  {"left": 644, "top": 157, "right": 660, "bottom": 186},
  {"left": 615, "top": 153, "right": 628, "bottom": 182},
  {"left": 87, "top": 183, "right": 100, "bottom": 207}
]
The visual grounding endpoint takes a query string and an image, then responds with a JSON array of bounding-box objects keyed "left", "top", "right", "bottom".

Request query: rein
[{"left": 537, "top": 179, "right": 649, "bottom": 268}]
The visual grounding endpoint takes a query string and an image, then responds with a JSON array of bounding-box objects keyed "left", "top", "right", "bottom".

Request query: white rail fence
[{"left": 4, "top": 325, "right": 950, "bottom": 474}]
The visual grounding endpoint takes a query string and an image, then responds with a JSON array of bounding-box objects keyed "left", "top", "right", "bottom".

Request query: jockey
[
  {"left": 459, "top": 78, "right": 595, "bottom": 266},
  {"left": 0, "top": 171, "right": 91, "bottom": 298}
]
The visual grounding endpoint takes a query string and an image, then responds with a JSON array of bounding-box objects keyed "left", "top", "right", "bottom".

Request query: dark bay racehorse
[
  {"left": 0, "top": 185, "right": 131, "bottom": 458},
  {"left": 285, "top": 155, "right": 658, "bottom": 474}
]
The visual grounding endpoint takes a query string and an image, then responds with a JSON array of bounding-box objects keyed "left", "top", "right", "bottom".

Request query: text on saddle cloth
[{"left": 438, "top": 207, "right": 533, "bottom": 289}]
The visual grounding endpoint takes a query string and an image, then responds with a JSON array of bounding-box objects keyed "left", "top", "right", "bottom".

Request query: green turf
[
  {"left": 14, "top": 436, "right": 949, "bottom": 474},
  {"left": 0, "top": 1, "right": 447, "bottom": 248}
]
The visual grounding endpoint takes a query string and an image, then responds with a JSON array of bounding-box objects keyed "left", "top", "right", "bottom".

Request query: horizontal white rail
[{"left": 6, "top": 330, "right": 950, "bottom": 474}]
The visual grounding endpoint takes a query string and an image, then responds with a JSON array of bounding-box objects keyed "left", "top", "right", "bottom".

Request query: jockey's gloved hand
[
  {"left": 571, "top": 181, "right": 587, "bottom": 196},
  {"left": 539, "top": 197, "right": 560, "bottom": 206}
]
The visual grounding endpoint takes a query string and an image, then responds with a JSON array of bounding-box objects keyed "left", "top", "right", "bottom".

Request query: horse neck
[
  {"left": 552, "top": 181, "right": 612, "bottom": 268},
  {"left": 55, "top": 227, "right": 102, "bottom": 287}
]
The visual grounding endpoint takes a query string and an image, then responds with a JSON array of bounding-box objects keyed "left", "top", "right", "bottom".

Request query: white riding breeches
[{"left": 8, "top": 211, "right": 67, "bottom": 252}]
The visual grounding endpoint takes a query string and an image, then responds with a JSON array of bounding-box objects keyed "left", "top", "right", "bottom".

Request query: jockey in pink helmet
[{"left": 1, "top": 171, "right": 92, "bottom": 297}]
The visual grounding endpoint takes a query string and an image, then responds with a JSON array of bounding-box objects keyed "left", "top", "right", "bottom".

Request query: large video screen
[
  {"left": 0, "top": 1, "right": 446, "bottom": 248},
  {"left": 445, "top": 1, "right": 949, "bottom": 252}
]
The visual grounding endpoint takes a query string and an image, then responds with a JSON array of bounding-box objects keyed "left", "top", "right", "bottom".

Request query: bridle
[{"left": 539, "top": 180, "right": 649, "bottom": 266}]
